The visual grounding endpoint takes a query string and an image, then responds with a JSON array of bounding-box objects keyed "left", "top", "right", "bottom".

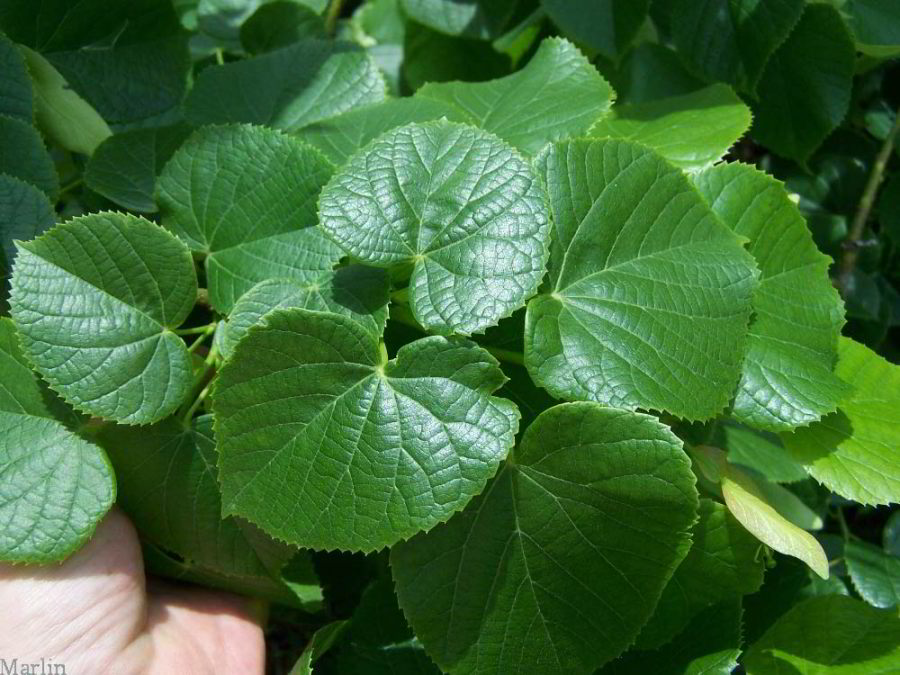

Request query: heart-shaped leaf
[
  {"left": 319, "top": 119, "right": 550, "bottom": 335},
  {"left": 157, "top": 124, "right": 341, "bottom": 313},
  {"left": 525, "top": 139, "right": 758, "bottom": 420},
  {"left": 391, "top": 402, "right": 698, "bottom": 674},
  {"left": 10, "top": 212, "right": 197, "bottom": 424},
  {"left": 214, "top": 308, "right": 520, "bottom": 552}
]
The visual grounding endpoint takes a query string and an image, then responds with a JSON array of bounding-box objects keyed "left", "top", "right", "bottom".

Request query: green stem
[
  {"left": 838, "top": 107, "right": 900, "bottom": 293},
  {"left": 176, "top": 323, "right": 217, "bottom": 336},
  {"left": 181, "top": 383, "right": 212, "bottom": 427},
  {"left": 324, "top": 0, "right": 344, "bottom": 35},
  {"left": 215, "top": 48, "right": 225, "bottom": 66},
  {"left": 58, "top": 177, "right": 83, "bottom": 198},
  {"left": 836, "top": 506, "right": 850, "bottom": 541},
  {"left": 180, "top": 343, "right": 219, "bottom": 426},
  {"left": 485, "top": 346, "right": 524, "bottom": 366}
]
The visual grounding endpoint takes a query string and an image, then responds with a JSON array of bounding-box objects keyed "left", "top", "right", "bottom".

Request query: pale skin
[{"left": 0, "top": 509, "right": 265, "bottom": 674}]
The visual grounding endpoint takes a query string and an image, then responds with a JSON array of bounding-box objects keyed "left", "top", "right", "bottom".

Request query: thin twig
[
  {"left": 324, "top": 0, "right": 344, "bottom": 36},
  {"left": 838, "top": 107, "right": 900, "bottom": 293}
]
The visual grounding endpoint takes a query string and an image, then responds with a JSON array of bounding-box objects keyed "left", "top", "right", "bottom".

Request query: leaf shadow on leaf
[{"left": 785, "top": 409, "right": 853, "bottom": 463}]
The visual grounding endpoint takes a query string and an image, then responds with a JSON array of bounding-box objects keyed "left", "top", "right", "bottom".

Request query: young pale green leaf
[
  {"left": 416, "top": 38, "right": 614, "bottom": 155},
  {"left": 391, "top": 402, "right": 698, "bottom": 674},
  {"left": 10, "top": 213, "right": 197, "bottom": 425},
  {"left": 743, "top": 595, "right": 900, "bottom": 674},
  {"left": 20, "top": 46, "right": 111, "bottom": 156},
  {"left": 843, "top": 0, "right": 900, "bottom": 58},
  {"left": 0, "top": 412, "right": 116, "bottom": 564},
  {"left": 333, "top": 578, "right": 437, "bottom": 674},
  {"left": 222, "top": 266, "right": 390, "bottom": 359},
  {"left": 540, "top": 0, "right": 650, "bottom": 61},
  {"left": 300, "top": 97, "right": 470, "bottom": 166},
  {"left": 589, "top": 84, "right": 752, "bottom": 171},
  {"left": 600, "top": 599, "right": 742, "bottom": 675},
  {"left": 319, "top": 120, "right": 550, "bottom": 336},
  {"left": 0, "top": 175, "right": 55, "bottom": 304},
  {"left": 184, "top": 40, "right": 386, "bottom": 132},
  {"left": 100, "top": 416, "right": 322, "bottom": 608},
  {"left": 692, "top": 162, "right": 848, "bottom": 431},
  {"left": 240, "top": 1, "right": 325, "bottom": 54},
  {"left": 399, "top": 0, "right": 525, "bottom": 39},
  {"left": 157, "top": 124, "right": 341, "bottom": 313},
  {"left": 718, "top": 421, "right": 809, "bottom": 483},
  {"left": 844, "top": 540, "right": 900, "bottom": 609},
  {"left": 710, "top": 450, "right": 828, "bottom": 579},
  {"left": 636, "top": 499, "right": 764, "bottom": 649},
  {"left": 669, "top": 0, "right": 805, "bottom": 94},
  {"left": 214, "top": 308, "right": 520, "bottom": 552},
  {"left": 751, "top": 4, "right": 855, "bottom": 164},
  {"left": 782, "top": 337, "right": 900, "bottom": 506},
  {"left": 0, "top": 319, "right": 115, "bottom": 562},
  {"left": 0, "top": 114, "right": 59, "bottom": 199},
  {"left": 84, "top": 123, "right": 193, "bottom": 213},
  {"left": 525, "top": 139, "right": 758, "bottom": 420},
  {"left": 0, "top": 33, "right": 32, "bottom": 121}
]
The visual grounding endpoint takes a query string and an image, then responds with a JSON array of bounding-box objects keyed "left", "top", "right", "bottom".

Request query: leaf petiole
[{"left": 176, "top": 323, "right": 217, "bottom": 336}]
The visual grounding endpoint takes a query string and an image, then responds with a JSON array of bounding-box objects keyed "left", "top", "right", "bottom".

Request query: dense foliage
[{"left": 1, "top": 0, "right": 899, "bottom": 673}]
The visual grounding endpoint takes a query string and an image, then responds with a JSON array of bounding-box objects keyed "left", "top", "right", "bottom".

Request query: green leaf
[
  {"left": 600, "top": 599, "right": 742, "bottom": 675},
  {"left": 391, "top": 402, "right": 698, "bottom": 674},
  {"left": 540, "top": 0, "right": 650, "bottom": 61},
  {"left": 0, "top": 114, "right": 59, "bottom": 199},
  {"left": 702, "top": 448, "right": 829, "bottom": 579},
  {"left": 635, "top": 499, "right": 764, "bottom": 649},
  {"left": 0, "top": 0, "right": 191, "bottom": 129},
  {"left": 718, "top": 421, "right": 809, "bottom": 484},
  {"left": 100, "top": 415, "right": 321, "bottom": 607},
  {"left": 290, "top": 620, "right": 350, "bottom": 675},
  {"left": 9, "top": 212, "right": 197, "bottom": 425},
  {"left": 214, "top": 308, "right": 520, "bottom": 552},
  {"left": 843, "top": 0, "right": 900, "bottom": 58},
  {"left": 782, "top": 337, "right": 900, "bottom": 506},
  {"left": 609, "top": 42, "right": 704, "bottom": 104},
  {"left": 0, "top": 33, "right": 33, "bottom": 121},
  {"left": 300, "top": 97, "right": 470, "bottom": 166},
  {"left": 333, "top": 578, "right": 438, "bottom": 674},
  {"left": 0, "top": 411, "right": 116, "bottom": 563},
  {"left": 743, "top": 595, "right": 900, "bottom": 674},
  {"left": 222, "top": 266, "right": 391, "bottom": 359},
  {"left": 589, "top": 84, "right": 752, "bottom": 171},
  {"left": 184, "top": 40, "right": 387, "bottom": 132},
  {"left": 0, "top": 318, "right": 116, "bottom": 563},
  {"left": 692, "top": 162, "right": 848, "bottom": 431},
  {"left": 19, "top": 46, "right": 111, "bottom": 156},
  {"left": 84, "top": 123, "right": 193, "bottom": 213},
  {"left": 845, "top": 539, "right": 900, "bottom": 609},
  {"left": 157, "top": 124, "right": 341, "bottom": 313},
  {"left": 525, "top": 139, "right": 758, "bottom": 420},
  {"left": 319, "top": 120, "right": 550, "bottom": 336},
  {"left": 750, "top": 3, "right": 855, "bottom": 164},
  {"left": 670, "top": 0, "right": 805, "bottom": 94},
  {"left": 886, "top": 511, "right": 900, "bottom": 557},
  {"left": 399, "top": 0, "right": 527, "bottom": 39},
  {"left": 0, "top": 175, "right": 55, "bottom": 305},
  {"left": 416, "top": 38, "right": 614, "bottom": 155},
  {"left": 240, "top": 1, "right": 325, "bottom": 54}
]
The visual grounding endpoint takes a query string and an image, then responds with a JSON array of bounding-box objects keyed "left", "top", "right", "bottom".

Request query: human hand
[{"left": 0, "top": 509, "right": 265, "bottom": 674}]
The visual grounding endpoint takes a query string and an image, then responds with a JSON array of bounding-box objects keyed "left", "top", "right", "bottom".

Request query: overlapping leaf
[
  {"left": 400, "top": 0, "right": 527, "bottom": 39},
  {"left": 184, "top": 40, "right": 386, "bottom": 131},
  {"left": 0, "top": 115, "right": 59, "bottom": 199},
  {"left": 0, "top": 175, "right": 55, "bottom": 305},
  {"left": 717, "top": 421, "right": 808, "bottom": 483},
  {"left": 845, "top": 540, "right": 900, "bottom": 609},
  {"left": 540, "top": 0, "right": 650, "bottom": 61},
  {"left": 590, "top": 84, "right": 752, "bottom": 171},
  {"left": 391, "top": 403, "right": 698, "bottom": 674},
  {"left": 319, "top": 120, "right": 550, "bottom": 335},
  {"left": 416, "top": 38, "right": 614, "bottom": 155},
  {"left": 10, "top": 213, "right": 197, "bottom": 424},
  {"left": 0, "top": 318, "right": 115, "bottom": 563},
  {"left": 525, "top": 139, "right": 758, "bottom": 420},
  {"left": 692, "top": 162, "right": 848, "bottom": 430},
  {"left": 222, "top": 266, "right": 390, "bottom": 358},
  {"left": 100, "top": 416, "right": 321, "bottom": 607},
  {"left": 157, "top": 124, "right": 341, "bottom": 313},
  {"left": 782, "top": 337, "right": 900, "bottom": 506},
  {"left": 751, "top": 3, "right": 855, "bottom": 164},
  {"left": 744, "top": 595, "right": 900, "bottom": 673},
  {"left": 0, "top": 33, "right": 33, "bottom": 121},
  {"left": 214, "top": 308, "right": 520, "bottom": 552}
]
